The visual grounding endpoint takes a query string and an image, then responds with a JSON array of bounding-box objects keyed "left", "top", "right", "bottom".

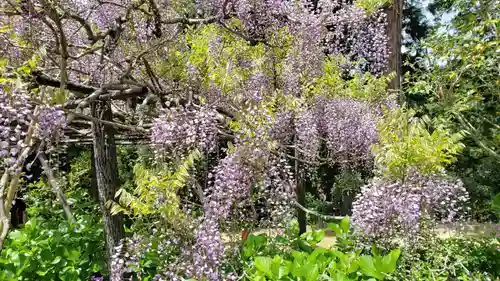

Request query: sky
[
  {"left": 402, "top": 0, "right": 457, "bottom": 53},
  {"left": 420, "top": 0, "right": 456, "bottom": 25}
]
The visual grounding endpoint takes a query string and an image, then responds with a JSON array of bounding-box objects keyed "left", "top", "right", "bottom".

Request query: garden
[{"left": 0, "top": 0, "right": 499, "bottom": 280}]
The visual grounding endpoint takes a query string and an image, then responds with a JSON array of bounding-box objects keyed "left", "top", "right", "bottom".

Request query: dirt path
[{"left": 223, "top": 223, "right": 499, "bottom": 248}]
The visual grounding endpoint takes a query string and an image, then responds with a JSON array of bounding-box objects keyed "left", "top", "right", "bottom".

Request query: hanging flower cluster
[
  {"left": 190, "top": 216, "right": 226, "bottom": 280},
  {"left": 150, "top": 106, "right": 218, "bottom": 158},
  {"left": 0, "top": 87, "right": 32, "bottom": 172},
  {"left": 1, "top": 86, "right": 66, "bottom": 171},
  {"left": 295, "top": 108, "right": 321, "bottom": 162},
  {"left": 324, "top": 5, "right": 389, "bottom": 74},
  {"left": 36, "top": 105, "right": 67, "bottom": 146},
  {"left": 351, "top": 171, "right": 469, "bottom": 246},
  {"left": 319, "top": 98, "right": 378, "bottom": 166},
  {"left": 269, "top": 110, "right": 294, "bottom": 144},
  {"left": 110, "top": 237, "right": 142, "bottom": 281},
  {"left": 184, "top": 103, "right": 295, "bottom": 280},
  {"left": 295, "top": 97, "right": 379, "bottom": 167}
]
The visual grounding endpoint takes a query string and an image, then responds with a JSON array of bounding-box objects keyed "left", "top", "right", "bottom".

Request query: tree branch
[
  {"left": 38, "top": 152, "right": 75, "bottom": 223},
  {"left": 294, "top": 201, "right": 345, "bottom": 221},
  {"left": 32, "top": 71, "right": 95, "bottom": 96},
  {"left": 68, "top": 111, "right": 148, "bottom": 133}
]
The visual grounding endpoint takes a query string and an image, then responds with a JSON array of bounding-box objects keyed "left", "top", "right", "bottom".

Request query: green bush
[
  {"left": 395, "top": 236, "right": 500, "bottom": 280},
  {"left": 0, "top": 215, "right": 106, "bottom": 281},
  {"left": 0, "top": 151, "right": 107, "bottom": 281},
  {"left": 242, "top": 218, "right": 401, "bottom": 281}
]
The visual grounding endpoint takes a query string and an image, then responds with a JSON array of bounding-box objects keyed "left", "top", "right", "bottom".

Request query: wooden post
[
  {"left": 91, "top": 101, "right": 125, "bottom": 271},
  {"left": 386, "top": 0, "right": 404, "bottom": 98}
]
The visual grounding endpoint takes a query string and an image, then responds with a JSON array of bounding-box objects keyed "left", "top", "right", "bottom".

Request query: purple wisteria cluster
[
  {"left": 189, "top": 148, "right": 294, "bottom": 280},
  {"left": 324, "top": 5, "right": 389, "bottom": 74},
  {"left": 351, "top": 171, "right": 469, "bottom": 246},
  {"left": 150, "top": 106, "right": 218, "bottom": 158},
  {"left": 36, "top": 105, "right": 67, "bottom": 146},
  {"left": 205, "top": 151, "right": 257, "bottom": 219},
  {"left": 2, "top": 0, "right": 182, "bottom": 85},
  {"left": 246, "top": 72, "right": 269, "bottom": 102},
  {"left": 198, "top": 0, "right": 388, "bottom": 77},
  {"left": 1, "top": 85, "right": 67, "bottom": 173},
  {"left": 269, "top": 110, "right": 294, "bottom": 144},
  {"left": 319, "top": 98, "right": 378, "bottom": 166},
  {"left": 254, "top": 156, "right": 296, "bottom": 226},
  {"left": 147, "top": 225, "right": 239, "bottom": 281},
  {"left": 0, "top": 87, "right": 32, "bottom": 172},
  {"left": 295, "top": 108, "right": 321, "bottom": 162},
  {"left": 190, "top": 216, "right": 226, "bottom": 280},
  {"left": 229, "top": 0, "right": 291, "bottom": 39},
  {"left": 295, "top": 97, "right": 379, "bottom": 167},
  {"left": 110, "top": 237, "right": 142, "bottom": 281},
  {"left": 183, "top": 103, "right": 295, "bottom": 280}
]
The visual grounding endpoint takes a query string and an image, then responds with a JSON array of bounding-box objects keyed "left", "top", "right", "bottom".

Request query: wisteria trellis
[{"left": 0, "top": 0, "right": 468, "bottom": 280}]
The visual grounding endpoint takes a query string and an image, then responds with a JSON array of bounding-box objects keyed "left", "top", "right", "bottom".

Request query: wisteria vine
[{"left": 351, "top": 171, "right": 469, "bottom": 246}]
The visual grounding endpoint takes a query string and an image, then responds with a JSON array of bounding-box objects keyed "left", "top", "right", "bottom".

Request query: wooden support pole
[
  {"left": 385, "top": 0, "right": 404, "bottom": 99},
  {"left": 91, "top": 101, "right": 125, "bottom": 271}
]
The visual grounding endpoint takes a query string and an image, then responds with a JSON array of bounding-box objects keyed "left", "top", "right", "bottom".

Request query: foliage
[
  {"left": 395, "top": 236, "right": 500, "bottom": 280},
  {"left": 0, "top": 150, "right": 106, "bottom": 280},
  {"left": 243, "top": 218, "right": 401, "bottom": 281},
  {"left": 372, "top": 108, "right": 465, "bottom": 179},
  {"left": 405, "top": 0, "right": 500, "bottom": 220},
  {"left": 2, "top": 0, "right": 499, "bottom": 280},
  {"left": 308, "top": 58, "right": 394, "bottom": 104},
  {"left": 0, "top": 216, "right": 106, "bottom": 281},
  {"left": 354, "top": 0, "right": 391, "bottom": 16},
  {"left": 24, "top": 151, "right": 99, "bottom": 220},
  {"left": 110, "top": 149, "right": 202, "bottom": 218},
  {"left": 492, "top": 193, "right": 500, "bottom": 217},
  {"left": 331, "top": 169, "right": 367, "bottom": 216}
]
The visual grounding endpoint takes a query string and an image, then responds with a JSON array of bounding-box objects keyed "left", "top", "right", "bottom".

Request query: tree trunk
[
  {"left": 386, "top": 0, "right": 404, "bottom": 95},
  {"left": 91, "top": 101, "right": 125, "bottom": 271}
]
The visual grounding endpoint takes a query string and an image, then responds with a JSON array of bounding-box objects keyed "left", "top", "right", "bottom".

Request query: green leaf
[
  {"left": 67, "top": 250, "right": 80, "bottom": 262},
  {"left": 255, "top": 256, "right": 273, "bottom": 278},
  {"left": 313, "top": 229, "right": 326, "bottom": 243},
  {"left": 327, "top": 223, "right": 341, "bottom": 236},
  {"left": 305, "top": 264, "right": 320, "bottom": 281},
  {"left": 371, "top": 244, "right": 379, "bottom": 257},
  {"left": 379, "top": 249, "right": 400, "bottom": 274},
  {"left": 8, "top": 230, "right": 27, "bottom": 243},
  {"left": 51, "top": 256, "right": 62, "bottom": 264},
  {"left": 36, "top": 270, "right": 49, "bottom": 276},
  {"left": 492, "top": 193, "right": 500, "bottom": 211},
  {"left": 340, "top": 216, "right": 350, "bottom": 234},
  {"left": 359, "top": 255, "right": 383, "bottom": 280},
  {"left": 40, "top": 249, "right": 54, "bottom": 262},
  {"left": 271, "top": 256, "right": 289, "bottom": 279}
]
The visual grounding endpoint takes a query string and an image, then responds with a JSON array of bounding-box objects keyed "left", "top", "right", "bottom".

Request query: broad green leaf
[
  {"left": 339, "top": 216, "right": 350, "bottom": 234},
  {"left": 379, "top": 249, "right": 401, "bottom": 274},
  {"left": 51, "top": 256, "right": 62, "bottom": 264},
  {"left": 67, "top": 250, "right": 80, "bottom": 262},
  {"left": 271, "top": 256, "right": 289, "bottom": 279},
  {"left": 359, "top": 255, "right": 383, "bottom": 280},
  {"left": 313, "top": 229, "right": 326, "bottom": 243},
  {"left": 36, "top": 269, "right": 49, "bottom": 276},
  {"left": 255, "top": 256, "right": 273, "bottom": 278}
]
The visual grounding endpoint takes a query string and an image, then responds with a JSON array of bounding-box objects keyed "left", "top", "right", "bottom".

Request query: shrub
[{"left": 0, "top": 216, "right": 106, "bottom": 281}]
